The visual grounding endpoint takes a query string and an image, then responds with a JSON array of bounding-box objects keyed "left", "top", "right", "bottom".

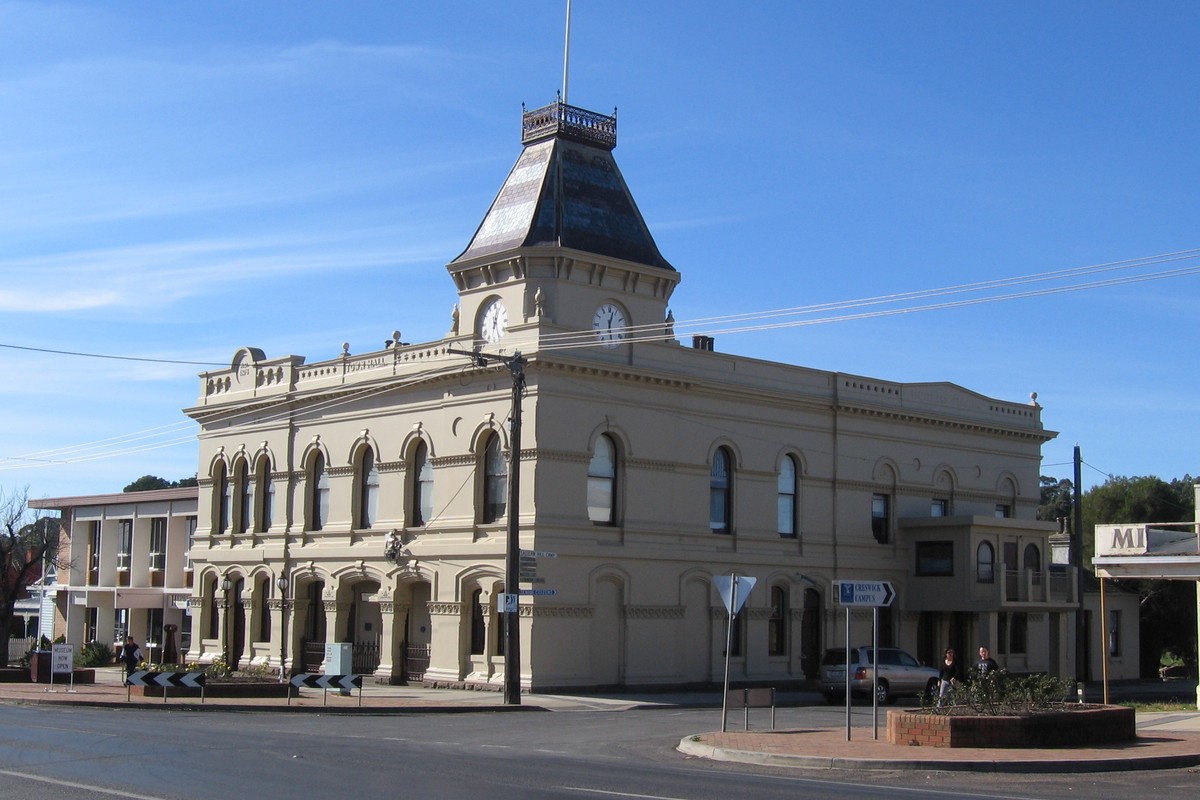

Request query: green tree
[
  {"left": 0, "top": 487, "right": 64, "bottom": 666},
  {"left": 1083, "top": 475, "right": 1196, "bottom": 678},
  {"left": 1037, "top": 475, "right": 1074, "bottom": 525},
  {"left": 123, "top": 475, "right": 199, "bottom": 492}
]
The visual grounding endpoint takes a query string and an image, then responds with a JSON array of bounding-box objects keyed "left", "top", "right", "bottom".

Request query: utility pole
[
  {"left": 449, "top": 348, "right": 527, "bottom": 705},
  {"left": 1073, "top": 444, "right": 1086, "bottom": 683}
]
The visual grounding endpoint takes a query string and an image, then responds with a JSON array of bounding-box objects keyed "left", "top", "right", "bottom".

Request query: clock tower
[{"left": 446, "top": 100, "right": 679, "bottom": 357}]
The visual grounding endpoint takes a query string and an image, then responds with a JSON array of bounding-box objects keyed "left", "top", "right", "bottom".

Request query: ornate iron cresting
[{"left": 522, "top": 100, "right": 617, "bottom": 150}]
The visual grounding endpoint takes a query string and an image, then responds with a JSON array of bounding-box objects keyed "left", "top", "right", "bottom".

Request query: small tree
[{"left": 0, "top": 486, "right": 64, "bottom": 667}]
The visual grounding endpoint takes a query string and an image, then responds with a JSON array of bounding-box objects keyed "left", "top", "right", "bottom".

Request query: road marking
[
  {"left": 562, "top": 789, "right": 691, "bottom": 800},
  {"left": 0, "top": 767, "right": 170, "bottom": 800}
]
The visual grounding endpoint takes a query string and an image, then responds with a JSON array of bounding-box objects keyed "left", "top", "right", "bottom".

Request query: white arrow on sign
[
  {"left": 833, "top": 580, "right": 895, "bottom": 607},
  {"left": 713, "top": 574, "right": 757, "bottom": 617}
]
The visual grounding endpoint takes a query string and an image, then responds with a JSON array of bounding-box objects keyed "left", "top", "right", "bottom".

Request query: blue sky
[{"left": 2, "top": 1, "right": 1197, "bottom": 500}]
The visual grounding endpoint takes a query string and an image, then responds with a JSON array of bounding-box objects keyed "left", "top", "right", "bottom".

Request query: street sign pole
[
  {"left": 833, "top": 579, "right": 896, "bottom": 741},
  {"left": 872, "top": 606, "right": 880, "bottom": 739},
  {"left": 714, "top": 572, "right": 756, "bottom": 733},
  {"left": 720, "top": 573, "right": 737, "bottom": 733}
]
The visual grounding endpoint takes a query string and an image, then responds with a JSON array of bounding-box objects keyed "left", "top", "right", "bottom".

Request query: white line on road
[
  {"left": 561, "top": 788, "right": 692, "bottom": 800},
  {"left": 0, "top": 767, "right": 170, "bottom": 800}
]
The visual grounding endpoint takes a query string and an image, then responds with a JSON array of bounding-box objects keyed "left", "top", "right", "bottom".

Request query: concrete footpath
[{"left": 5, "top": 669, "right": 1200, "bottom": 773}]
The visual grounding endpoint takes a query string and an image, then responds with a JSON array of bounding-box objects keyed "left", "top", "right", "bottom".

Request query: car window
[
  {"left": 878, "top": 650, "right": 902, "bottom": 666},
  {"left": 897, "top": 652, "right": 919, "bottom": 667}
]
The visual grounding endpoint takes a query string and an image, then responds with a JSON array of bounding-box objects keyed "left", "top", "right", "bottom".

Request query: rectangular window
[
  {"left": 871, "top": 494, "right": 890, "bottom": 544},
  {"left": 85, "top": 607, "right": 98, "bottom": 643},
  {"left": 995, "top": 504, "right": 1011, "bottom": 518},
  {"left": 915, "top": 541, "right": 954, "bottom": 576},
  {"left": 931, "top": 499, "right": 947, "bottom": 517},
  {"left": 116, "top": 520, "right": 132, "bottom": 571},
  {"left": 149, "top": 518, "right": 167, "bottom": 571},
  {"left": 88, "top": 522, "right": 101, "bottom": 572},
  {"left": 146, "top": 608, "right": 163, "bottom": 648},
  {"left": 1108, "top": 610, "right": 1121, "bottom": 657},
  {"left": 183, "top": 517, "right": 197, "bottom": 571}
]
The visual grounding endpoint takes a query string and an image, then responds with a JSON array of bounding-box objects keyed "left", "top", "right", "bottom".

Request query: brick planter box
[{"left": 887, "top": 705, "right": 1136, "bottom": 748}]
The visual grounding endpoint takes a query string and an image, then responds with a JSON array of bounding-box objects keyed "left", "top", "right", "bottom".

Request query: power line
[{"left": 0, "top": 342, "right": 225, "bottom": 366}]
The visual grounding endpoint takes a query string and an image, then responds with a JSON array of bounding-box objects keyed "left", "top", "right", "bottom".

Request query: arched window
[
  {"left": 208, "top": 576, "right": 220, "bottom": 638},
  {"left": 1023, "top": 543, "right": 1040, "bottom": 573},
  {"left": 777, "top": 455, "right": 798, "bottom": 538},
  {"left": 232, "top": 457, "right": 250, "bottom": 534},
  {"left": 309, "top": 452, "right": 329, "bottom": 531},
  {"left": 768, "top": 586, "right": 788, "bottom": 656},
  {"left": 412, "top": 440, "right": 434, "bottom": 527},
  {"left": 710, "top": 447, "right": 733, "bottom": 533},
  {"left": 482, "top": 434, "right": 507, "bottom": 523},
  {"left": 357, "top": 447, "right": 380, "bottom": 529},
  {"left": 469, "top": 588, "right": 485, "bottom": 655},
  {"left": 258, "top": 576, "right": 272, "bottom": 642},
  {"left": 213, "top": 462, "right": 230, "bottom": 535},
  {"left": 587, "top": 434, "right": 617, "bottom": 525},
  {"left": 255, "top": 457, "right": 274, "bottom": 533},
  {"left": 976, "top": 541, "right": 995, "bottom": 583}
]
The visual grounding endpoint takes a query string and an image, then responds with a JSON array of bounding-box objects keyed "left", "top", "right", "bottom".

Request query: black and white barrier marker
[{"left": 288, "top": 673, "right": 364, "bottom": 706}]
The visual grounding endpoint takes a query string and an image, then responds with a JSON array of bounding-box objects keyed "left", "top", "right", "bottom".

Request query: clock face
[
  {"left": 592, "top": 303, "right": 628, "bottom": 348},
  {"left": 479, "top": 298, "right": 508, "bottom": 344}
]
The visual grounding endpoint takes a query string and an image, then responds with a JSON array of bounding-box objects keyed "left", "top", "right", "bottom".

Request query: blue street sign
[{"left": 833, "top": 580, "right": 895, "bottom": 607}]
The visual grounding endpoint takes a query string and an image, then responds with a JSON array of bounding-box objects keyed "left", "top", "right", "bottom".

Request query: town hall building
[{"left": 176, "top": 99, "right": 1089, "bottom": 691}]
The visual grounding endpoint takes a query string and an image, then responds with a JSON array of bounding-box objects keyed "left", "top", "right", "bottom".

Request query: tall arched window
[
  {"left": 233, "top": 457, "right": 250, "bottom": 534},
  {"left": 768, "top": 585, "right": 788, "bottom": 656},
  {"left": 213, "top": 462, "right": 230, "bottom": 535},
  {"left": 255, "top": 456, "right": 274, "bottom": 533},
  {"left": 976, "top": 541, "right": 995, "bottom": 583},
  {"left": 412, "top": 440, "right": 434, "bottom": 527},
  {"left": 309, "top": 452, "right": 329, "bottom": 531},
  {"left": 208, "top": 576, "right": 220, "bottom": 638},
  {"left": 1023, "top": 543, "right": 1040, "bottom": 573},
  {"left": 710, "top": 447, "right": 733, "bottom": 533},
  {"left": 469, "top": 588, "right": 485, "bottom": 655},
  {"left": 587, "top": 435, "right": 617, "bottom": 525},
  {"left": 357, "top": 447, "right": 380, "bottom": 529},
  {"left": 482, "top": 434, "right": 507, "bottom": 523},
  {"left": 777, "top": 455, "right": 799, "bottom": 538},
  {"left": 258, "top": 576, "right": 272, "bottom": 642}
]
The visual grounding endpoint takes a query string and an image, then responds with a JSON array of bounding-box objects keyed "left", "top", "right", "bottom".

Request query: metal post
[
  {"left": 845, "top": 609, "right": 852, "bottom": 741},
  {"left": 1099, "top": 577, "right": 1109, "bottom": 705},
  {"left": 872, "top": 606, "right": 879, "bottom": 740},
  {"left": 720, "top": 573, "right": 737, "bottom": 733}
]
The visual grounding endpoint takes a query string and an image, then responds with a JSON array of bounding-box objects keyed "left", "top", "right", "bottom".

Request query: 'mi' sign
[{"left": 1095, "top": 525, "right": 1150, "bottom": 556}]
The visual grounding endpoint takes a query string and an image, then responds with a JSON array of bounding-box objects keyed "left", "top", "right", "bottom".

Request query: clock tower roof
[{"left": 452, "top": 100, "right": 674, "bottom": 272}]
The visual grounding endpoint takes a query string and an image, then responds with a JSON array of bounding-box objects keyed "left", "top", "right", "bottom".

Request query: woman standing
[{"left": 937, "top": 647, "right": 959, "bottom": 703}]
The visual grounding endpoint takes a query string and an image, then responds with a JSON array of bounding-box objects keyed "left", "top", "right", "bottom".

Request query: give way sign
[{"left": 713, "top": 574, "right": 757, "bottom": 617}]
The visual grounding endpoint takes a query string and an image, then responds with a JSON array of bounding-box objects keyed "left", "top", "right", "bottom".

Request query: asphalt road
[{"left": 1, "top": 704, "right": 1198, "bottom": 800}]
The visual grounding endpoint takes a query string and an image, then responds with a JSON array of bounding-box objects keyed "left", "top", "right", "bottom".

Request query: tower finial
[{"left": 562, "top": 0, "right": 572, "bottom": 105}]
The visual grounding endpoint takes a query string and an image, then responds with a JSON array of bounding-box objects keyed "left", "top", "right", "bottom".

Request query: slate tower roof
[{"left": 453, "top": 101, "right": 674, "bottom": 271}]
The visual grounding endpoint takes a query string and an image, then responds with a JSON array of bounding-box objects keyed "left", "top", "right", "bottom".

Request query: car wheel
[{"left": 875, "top": 680, "right": 890, "bottom": 705}]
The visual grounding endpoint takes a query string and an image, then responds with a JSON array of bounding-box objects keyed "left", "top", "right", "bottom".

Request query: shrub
[
  {"left": 77, "top": 641, "right": 114, "bottom": 667},
  {"left": 922, "top": 670, "right": 1075, "bottom": 716}
]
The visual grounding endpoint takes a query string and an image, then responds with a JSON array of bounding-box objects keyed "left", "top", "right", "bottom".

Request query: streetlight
[
  {"left": 221, "top": 575, "right": 232, "bottom": 671},
  {"left": 277, "top": 573, "right": 290, "bottom": 684}
]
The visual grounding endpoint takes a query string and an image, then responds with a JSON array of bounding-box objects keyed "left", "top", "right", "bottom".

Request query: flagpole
[{"left": 562, "top": 0, "right": 572, "bottom": 105}]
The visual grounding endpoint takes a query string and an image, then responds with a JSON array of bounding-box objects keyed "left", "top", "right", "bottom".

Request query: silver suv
[{"left": 819, "top": 646, "right": 939, "bottom": 705}]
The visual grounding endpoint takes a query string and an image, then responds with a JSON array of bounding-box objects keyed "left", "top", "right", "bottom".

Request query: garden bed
[{"left": 887, "top": 705, "right": 1136, "bottom": 748}]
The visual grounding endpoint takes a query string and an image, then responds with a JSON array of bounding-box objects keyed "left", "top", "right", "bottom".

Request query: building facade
[
  {"left": 182, "top": 101, "right": 1080, "bottom": 691},
  {"left": 32, "top": 488, "right": 198, "bottom": 661}
]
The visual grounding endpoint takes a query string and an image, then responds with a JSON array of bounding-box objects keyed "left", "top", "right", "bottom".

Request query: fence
[{"left": 7, "top": 636, "right": 36, "bottom": 663}]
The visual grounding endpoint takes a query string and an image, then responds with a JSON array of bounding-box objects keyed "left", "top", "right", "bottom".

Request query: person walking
[
  {"left": 937, "top": 647, "right": 960, "bottom": 703},
  {"left": 120, "top": 636, "right": 142, "bottom": 685}
]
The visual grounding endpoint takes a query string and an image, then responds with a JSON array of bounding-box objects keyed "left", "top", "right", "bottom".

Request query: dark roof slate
[{"left": 453, "top": 128, "right": 673, "bottom": 271}]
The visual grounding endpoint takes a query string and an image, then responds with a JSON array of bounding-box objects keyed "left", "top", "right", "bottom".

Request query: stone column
[{"left": 422, "top": 602, "right": 464, "bottom": 686}]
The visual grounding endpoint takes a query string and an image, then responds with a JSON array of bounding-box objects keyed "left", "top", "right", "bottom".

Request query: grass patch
[{"left": 1120, "top": 700, "right": 1197, "bottom": 713}]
